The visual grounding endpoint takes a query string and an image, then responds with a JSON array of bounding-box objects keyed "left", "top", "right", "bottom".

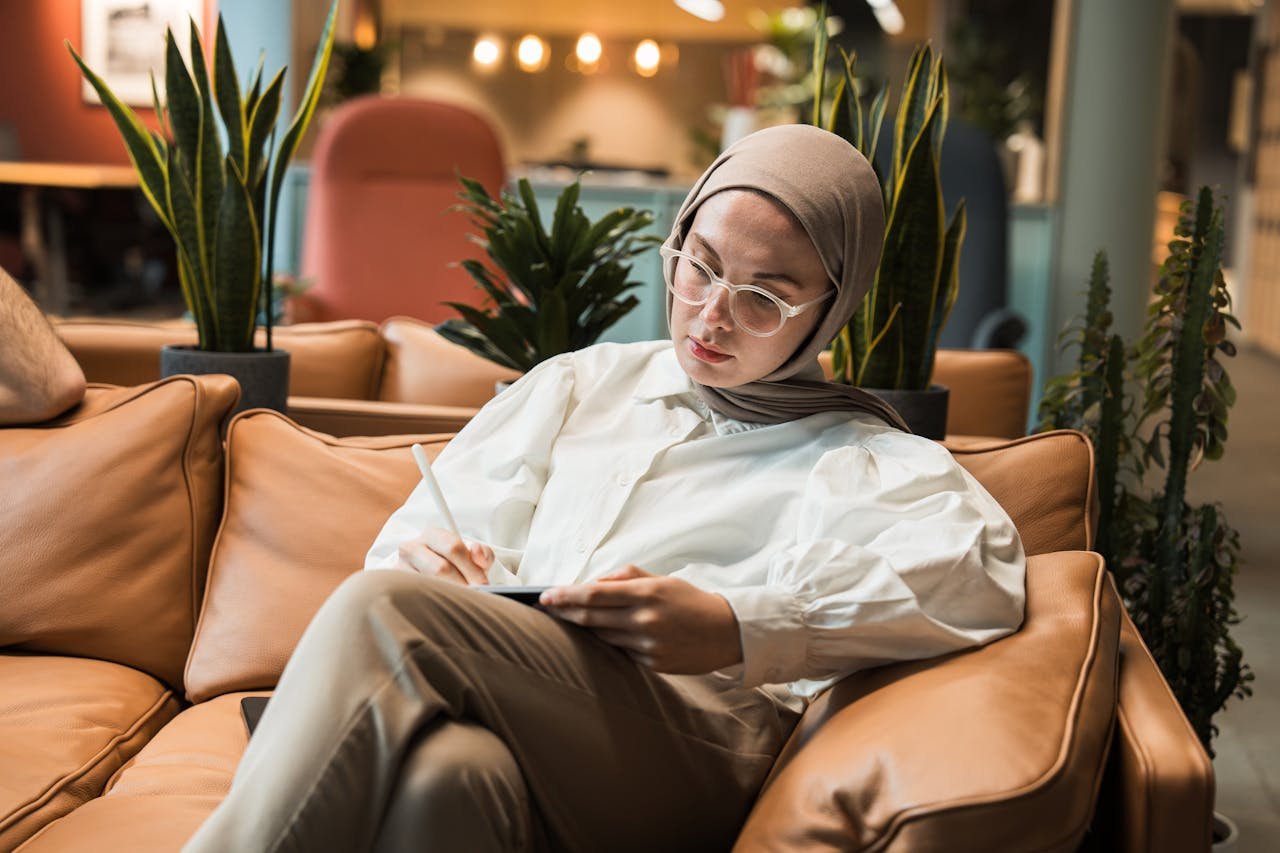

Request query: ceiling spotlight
[
  {"left": 867, "top": 0, "right": 905, "bottom": 35},
  {"left": 576, "top": 33, "right": 603, "bottom": 65},
  {"left": 675, "top": 0, "right": 726, "bottom": 22},
  {"left": 472, "top": 35, "right": 502, "bottom": 68},
  {"left": 516, "top": 34, "right": 549, "bottom": 73},
  {"left": 634, "top": 39, "right": 661, "bottom": 77}
]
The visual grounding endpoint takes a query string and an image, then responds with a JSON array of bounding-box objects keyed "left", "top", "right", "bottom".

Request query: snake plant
[
  {"left": 68, "top": 2, "right": 337, "bottom": 352},
  {"left": 814, "top": 5, "right": 965, "bottom": 390},
  {"left": 437, "top": 177, "right": 659, "bottom": 373},
  {"left": 1037, "top": 189, "right": 1252, "bottom": 753}
]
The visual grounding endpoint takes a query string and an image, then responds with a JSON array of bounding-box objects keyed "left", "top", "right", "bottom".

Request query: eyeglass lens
[{"left": 668, "top": 254, "right": 785, "bottom": 335}]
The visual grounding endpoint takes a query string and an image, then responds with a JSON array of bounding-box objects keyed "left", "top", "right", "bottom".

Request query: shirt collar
[{"left": 632, "top": 345, "right": 694, "bottom": 402}]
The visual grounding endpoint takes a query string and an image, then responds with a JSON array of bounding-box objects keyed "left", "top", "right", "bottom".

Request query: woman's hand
[
  {"left": 395, "top": 528, "right": 493, "bottom": 585},
  {"left": 541, "top": 565, "right": 743, "bottom": 674}
]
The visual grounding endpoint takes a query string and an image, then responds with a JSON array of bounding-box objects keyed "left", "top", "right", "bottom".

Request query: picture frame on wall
[{"left": 80, "top": 0, "right": 204, "bottom": 106}]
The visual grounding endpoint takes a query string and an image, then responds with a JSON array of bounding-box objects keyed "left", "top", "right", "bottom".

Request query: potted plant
[
  {"left": 1036, "top": 189, "right": 1252, "bottom": 847},
  {"left": 436, "top": 176, "right": 659, "bottom": 376},
  {"left": 68, "top": 2, "right": 338, "bottom": 413},
  {"left": 803, "top": 5, "right": 964, "bottom": 438}
]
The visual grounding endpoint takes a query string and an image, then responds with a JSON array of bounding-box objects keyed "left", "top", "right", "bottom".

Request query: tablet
[
  {"left": 479, "top": 586, "right": 549, "bottom": 606},
  {"left": 240, "top": 695, "right": 269, "bottom": 737}
]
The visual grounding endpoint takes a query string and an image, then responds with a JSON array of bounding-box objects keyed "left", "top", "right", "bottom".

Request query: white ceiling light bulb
[
  {"left": 867, "top": 0, "right": 905, "bottom": 35},
  {"left": 472, "top": 35, "right": 501, "bottom": 67},
  {"left": 634, "top": 39, "right": 661, "bottom": 77},
  {"left": 576, "top": 33, "right": 602, "bottom": 65},
  {"left": 516, "top": 34, "right": 548, "bottom": 72},
  {"left": 674, "top": 0, "right": 726, "bottom": 23}
]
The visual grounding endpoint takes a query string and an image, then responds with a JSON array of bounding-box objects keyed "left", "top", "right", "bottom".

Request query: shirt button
[
  {"left": 668, "top": 424, "right": 683, "bottom": 437},
  {"left": 574, "top": 538, "right": 587, "bottom": 553},
  {"left": 616, "top": 471, "right": 632, "bottom": 486}
]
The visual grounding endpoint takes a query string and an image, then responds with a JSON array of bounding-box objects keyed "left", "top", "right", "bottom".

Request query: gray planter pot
[
  {"left": 160, "top": 345, "right": 291, "bottom": 415},
  {"left": 865, "top": 384, "right": 950, "bottom": 440}
]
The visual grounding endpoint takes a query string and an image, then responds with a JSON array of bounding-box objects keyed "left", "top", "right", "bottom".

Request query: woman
[{"left": 184, "top": 125, "right": 1025, "bottom": 853}]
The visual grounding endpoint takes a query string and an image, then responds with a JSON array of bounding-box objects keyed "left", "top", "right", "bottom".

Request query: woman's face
[{"left": 669, "top": 189, "right": 833, "bottom": 388}]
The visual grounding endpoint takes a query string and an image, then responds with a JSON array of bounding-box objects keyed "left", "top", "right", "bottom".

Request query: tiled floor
[{"left": 1186, "top": 345, "right": 1280, "bottom": 850}]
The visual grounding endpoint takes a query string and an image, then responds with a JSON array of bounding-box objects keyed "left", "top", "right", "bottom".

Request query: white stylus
[{"left": 411, "top": 443, "right": 461, "bottom": 537}]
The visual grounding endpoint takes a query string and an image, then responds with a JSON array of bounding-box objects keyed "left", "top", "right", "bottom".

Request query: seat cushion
[
  {"left": 56, "top": 319, "right": 386, "bottom": 400},
  {"left": 946, "top": 430, "right": 1094, "bottom": 555},
  {"left": 0, "top": 376, "right": 237, "bottom": 688},
  {"left": 14, "top": 692, "right": 262, "bottom": 852},
  {"left": 377, "top": 316, "right": 521, "bottom": 407},
  {"left": 0, "top": 654, "right": 180, "bottom": 851},
  {"left": 735, "top": 551, "right": 1120, "bottom": 852},
  {"left": 183, "top": 411, "right": 452, "bottom": 702}
]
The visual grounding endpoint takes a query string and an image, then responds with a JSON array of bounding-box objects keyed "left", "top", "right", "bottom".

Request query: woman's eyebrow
[{"left": 689, "top": 233, "right": 801, "bottom": 292}]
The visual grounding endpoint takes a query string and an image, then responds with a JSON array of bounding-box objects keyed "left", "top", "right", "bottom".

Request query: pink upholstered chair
[{"left": 299, "top": 97, "right": 505, "bottom": 324}]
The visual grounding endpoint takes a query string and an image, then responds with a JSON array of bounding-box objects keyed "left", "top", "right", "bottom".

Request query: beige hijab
[{"left": 664, "top": 124, "right": 908, "bottom": 431}]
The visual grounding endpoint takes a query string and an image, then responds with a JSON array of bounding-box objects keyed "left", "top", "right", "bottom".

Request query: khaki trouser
[{"left": 183, "top": 570, "right": 801, "bottom": 853}]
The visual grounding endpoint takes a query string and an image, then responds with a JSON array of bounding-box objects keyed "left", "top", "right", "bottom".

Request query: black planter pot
[
  {"left": 160, "top": 345, "right": 291, "bottom": 415},
  {"left": 865, "top": 384, "right": 950, "bottom": 439}
]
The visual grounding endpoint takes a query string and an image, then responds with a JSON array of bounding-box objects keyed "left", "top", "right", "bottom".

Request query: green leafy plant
[
  {"left": 437, "top": 177, "right": 659, "bottom": 373},
  {"left": 810, "top": 8, "right": 965, "bottom": 390},
  {"left": 68, "top": 2, "right": 338, "bottom": 352},
  {"left": 1036, "top": 188, "right": 1252, "bottom": 752}
]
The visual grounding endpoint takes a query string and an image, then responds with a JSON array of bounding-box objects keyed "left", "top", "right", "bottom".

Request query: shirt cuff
[{"left": 717, "top": 584, "right": 808, "bottom": 687}]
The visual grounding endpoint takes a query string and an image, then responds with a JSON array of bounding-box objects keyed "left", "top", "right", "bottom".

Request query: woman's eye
[{"left": 745, "top": 290, "right": 775, "bottom": 308}]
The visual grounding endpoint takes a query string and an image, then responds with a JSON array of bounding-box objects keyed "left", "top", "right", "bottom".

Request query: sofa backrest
[
  {"left": 56, "top": 319, "right": 386, "bottom": 400},
  {"left": 377, "top": 316, "right": 521, "bottom": 407},
  {"left": 183, "top": 423, "right": 1096, "bottom": 701},
  {"left": 818, "top": 348, "right": 1033, "bottom": 439},
  {"left": 183, "top": 412, "right": 452, "bottom": 702},
  {"left": 0, "top": 376, "right": 238, "bottom": 690}
]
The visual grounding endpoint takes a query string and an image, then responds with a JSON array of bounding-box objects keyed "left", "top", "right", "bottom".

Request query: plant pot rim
[{"left": 161, "top": 344, "right": 290, "bottom": 356}]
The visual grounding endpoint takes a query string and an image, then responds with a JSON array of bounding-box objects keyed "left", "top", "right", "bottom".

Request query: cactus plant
[
  {"left": 812, "top": 5, "right": 965, "bottom": 391},
  {"left": 1036, "top": 188, "right": 1251, "bottom": 752},
  {"left": 68, "top": 2, "right": 338, "bottom": 352}
]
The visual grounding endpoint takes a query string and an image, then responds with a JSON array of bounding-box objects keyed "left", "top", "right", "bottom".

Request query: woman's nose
[{"left": 700, "top": 283, "right": 735, "bottom": 329}]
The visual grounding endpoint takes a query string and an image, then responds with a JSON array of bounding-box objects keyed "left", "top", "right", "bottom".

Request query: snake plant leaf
[
  {"left": 919, "top": 200, "right": 965, "bottom": 387},
  {"left": 869, "top": 104, "right": 945, "bottom": 390},
  {"left": 246, "top": 70, "right": 284, "bottom": 187},
  {"left": 214, "top": 158, "right": 261, "bottom": 351},
  {"left": 866, "top": 86, "right": 889, "bottom": 188},
  {"left": 811, "top": 1, "right": 829, "bottom": 126},
  {"left": 266, "top": 0, "right": 337, "bottom": 281},
  {"left": 167, "top": 146, "right": 215, "bottom": 344},
  {"left": 188, "top": 21, "right": 225, "bottom": 293},
  {"left": 213, "top": 18, "right": 245, "bottom": 174},
  {"left": 931, "top": 57, "right": 950, "bottom": 158},
  {"left": 69, "top": 45, "right": 172, "bottom": 231},
  {"left": 893, "top": 45, "right": 933, "bottom": 182},
  {"left": 163, "top": 30, "right": 199, "bottom": 185},
  {"left": 243, "top": 51, "right": 266, "bottom": 121},
  {"left": 836, "top": 47, "right": 863, "bottom": 152},
  {"left": 150, "top": 71, "right": 168, "bottom": 139}
]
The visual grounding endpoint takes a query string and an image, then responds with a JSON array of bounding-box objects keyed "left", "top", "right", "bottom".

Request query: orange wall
[{"left": 0, "top": 0, "right": 216, "bottom": 164}]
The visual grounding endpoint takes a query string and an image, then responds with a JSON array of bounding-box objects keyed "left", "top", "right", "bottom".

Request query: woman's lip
[{"left": 688, "top": 337, "right": 732, "bottom": 363}]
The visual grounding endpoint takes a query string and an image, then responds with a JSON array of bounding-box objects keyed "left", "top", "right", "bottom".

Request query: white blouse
[{"left": 366, "top": 340, "right": 1026, "bottom": 700}]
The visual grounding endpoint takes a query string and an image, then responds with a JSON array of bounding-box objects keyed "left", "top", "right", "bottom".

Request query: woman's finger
[
  {"left": 546, "top": 605, "right": 635, "bottom": 630},
  {"left": 398, "top": 541, "right": 467, "bottom": 584},
  {"left": 419, "top": 528, "right": 488, "bottom": 585}
]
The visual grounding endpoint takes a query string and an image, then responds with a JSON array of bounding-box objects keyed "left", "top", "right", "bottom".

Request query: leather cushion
[
  {"left": 735, "top": 551, "right": 1119, "bottom": 852},
  {"left": 14, "top": 692, "right": 262, "bottom": 852},
  {"left": 183, "top": 411, "right": 452, "bottom": 702},
  {"left": 947, "top": 430, "right": 1094, "bottom": 556},
  {"left": 0, "top": 376, "right": 237, "bottom": 688},
  {"left": 56, "top": 319, "right": 386, "bottom": 400},
  {"left": 377, "top": 316, "right": 521, "bottom": 407},
  {"left": 0, "top": 654, "right": 180, "bottom": 851}
]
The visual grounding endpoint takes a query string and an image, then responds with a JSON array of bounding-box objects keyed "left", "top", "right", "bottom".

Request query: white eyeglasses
[{"left": 659, "top": 246, "right": 834, "bottom": 337}]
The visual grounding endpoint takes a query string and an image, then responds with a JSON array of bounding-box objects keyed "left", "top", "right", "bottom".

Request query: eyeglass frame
[{"left": 659, "top": 245, "right": 835, "bottom": 338}]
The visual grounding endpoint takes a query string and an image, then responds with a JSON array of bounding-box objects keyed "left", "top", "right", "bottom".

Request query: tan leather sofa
[
  {"left": 57, "top": 318, "right": 1033, "bottom": 440},
  {"left": 0, "top": 374, "right": 1210, "bottom": 851}
]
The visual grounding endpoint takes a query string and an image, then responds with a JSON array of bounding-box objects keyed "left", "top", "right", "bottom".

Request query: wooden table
[{"left": 0, "top": 162, "right": 140, "bottom": 315}]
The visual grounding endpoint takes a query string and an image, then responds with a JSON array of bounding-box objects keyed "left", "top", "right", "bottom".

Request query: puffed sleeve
[
  {"left": 363, "top": 352, "right": 577, "bottom": 583},
  {"left": 676, "top": 432, "right": 1026, "bottom": 691}
]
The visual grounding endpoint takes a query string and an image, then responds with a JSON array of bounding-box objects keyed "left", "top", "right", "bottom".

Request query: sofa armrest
[
  {"left": 286, "top": 396, "right": 479, "bottom": 437},
  {"left": 735, "top": 551, "right": 1118, "bottom": 852},
  {"left": 1087, "top": 588, "right": 1214, "bottom": 853}
]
